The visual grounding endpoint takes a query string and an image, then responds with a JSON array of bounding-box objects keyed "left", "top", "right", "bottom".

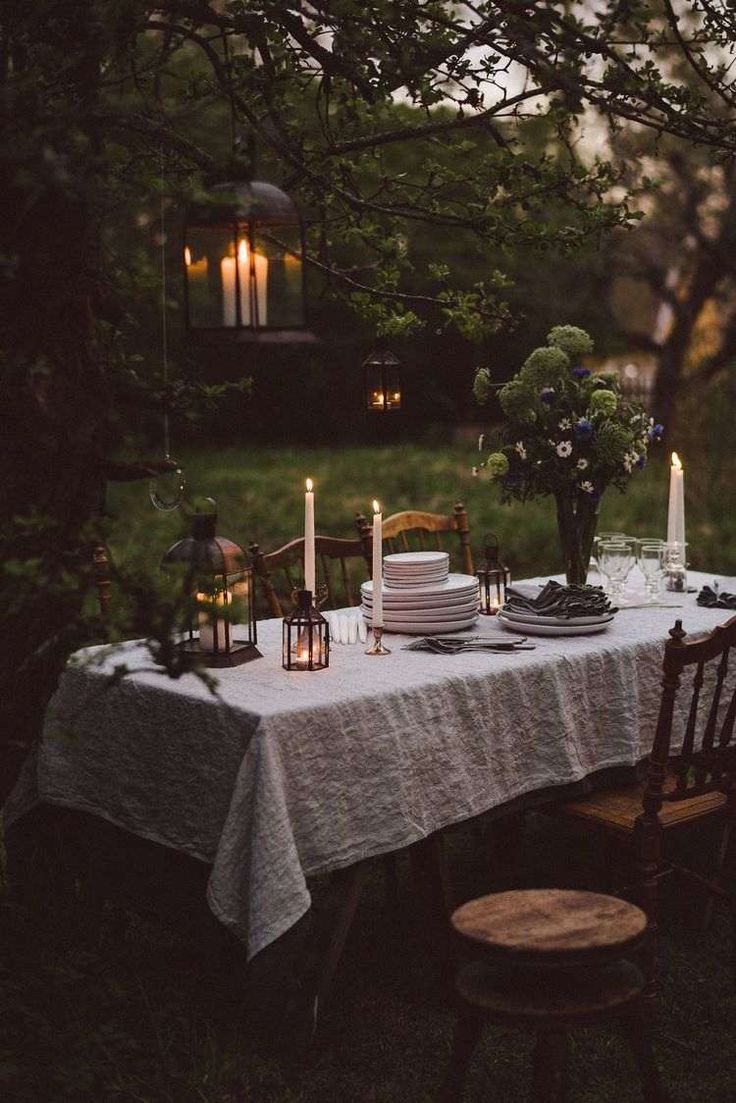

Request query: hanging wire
[{"left": 160, "top": 145, "right": 171, "bottom": 460}]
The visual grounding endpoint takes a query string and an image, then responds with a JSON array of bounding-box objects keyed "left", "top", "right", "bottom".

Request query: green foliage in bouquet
[
  {"left": 472, "top": 326, "right": 663, "bottom": 584},
  {"left": 473, "top": 325, "right": 663, "bottom": 503}
]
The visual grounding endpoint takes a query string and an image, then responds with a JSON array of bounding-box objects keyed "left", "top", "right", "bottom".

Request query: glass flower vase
[{"left": 554, "top": 488, "right": 600, "bottom": 586}]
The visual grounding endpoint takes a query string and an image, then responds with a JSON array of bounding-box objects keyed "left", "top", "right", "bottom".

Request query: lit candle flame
[
  {"left": 306, "top": 477, "right": 313, "bottom": 492},
  {"left": 184, "top": 246, "right": 192, "bottom": 267},
  {"left": 238, "top": 238, "right": 249, "bottom": 263},
  {"left": 373, "top": 499, "right": 380, "bottom": 515},
  {"left": 671, "top": 452, "right": 682, "bottom": 470}
]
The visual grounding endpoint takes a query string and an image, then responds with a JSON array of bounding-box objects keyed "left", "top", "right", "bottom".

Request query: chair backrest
[
  {"left": 92, "top": 543, "right": 112, "bottom": 617},
  {"left": 249, "top": 535, "right": 370, "bottom": 618},
  {"left": 645, "top": 616, "right": 736, "bottom": 812},
  {"left": 354, "top": 502, "right": 473, "bottom": 576}
]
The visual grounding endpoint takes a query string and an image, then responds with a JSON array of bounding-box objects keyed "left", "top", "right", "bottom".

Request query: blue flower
[
  {"left": 636, "top": 454, "right": 647, "bottom": 469},
  {"left": 574, "top": 418, "right": 594, "bottom": 441},
  {"left": 647, "top": 422, "right": 664, "bottom": 442},
  {"left": 540, "top": 387, "right": 556, "bottom": 404},
  {"left": 573, "top": 366, "right": 591, "bottom": 379}
]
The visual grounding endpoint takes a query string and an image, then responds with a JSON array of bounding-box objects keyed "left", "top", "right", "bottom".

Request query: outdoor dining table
[{"left": 6, "top": 570, "right": 736, "bottom": 965}]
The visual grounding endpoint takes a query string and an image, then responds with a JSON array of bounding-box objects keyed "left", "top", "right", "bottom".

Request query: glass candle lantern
[
  {"left": 184, "top": 180, "right": 313, "bottom": 342},
  {"left": 477, "top": 533, "right": 510, "bottom": 615},
  {"left": 363, "top": 346, "right": 402, "bottom": 412},
  {"left": 283, "top": 590, "right": 330, "bottom": 671},
  {"left": 162, "top": 499, "right": 261, "bottom": 666}
]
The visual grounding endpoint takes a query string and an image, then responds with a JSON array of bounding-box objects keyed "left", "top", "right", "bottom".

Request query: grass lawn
[{"left": 106, "top": 443, "right": 736, "bottom": 583}]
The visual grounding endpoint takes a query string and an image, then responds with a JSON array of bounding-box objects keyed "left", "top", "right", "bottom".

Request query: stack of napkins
[{"left": 497, "top": 580, "right": 616, "bottom": 638}]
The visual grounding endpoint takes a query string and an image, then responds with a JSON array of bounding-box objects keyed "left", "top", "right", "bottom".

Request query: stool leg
[
  {"left": 531, "top": 1031, "right": 569, "bottom": 1103},
  {"left": 621, "top": 1011, "right": 669, "bottom": 1103},
  {"left": 437, "top": 1004, "right": 484, "bottom": 1103}
]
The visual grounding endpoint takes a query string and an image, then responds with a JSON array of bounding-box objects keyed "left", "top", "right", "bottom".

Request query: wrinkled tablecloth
[{"left": 6, "top": 571, "right": 735, "bottom": 960}]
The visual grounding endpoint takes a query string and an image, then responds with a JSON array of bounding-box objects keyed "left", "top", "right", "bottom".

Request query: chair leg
[
  {"left": 531, "top": 1030, "right": 569, "bottom": 1103},
  {"left": 702, "top": 815, "right": 732, "bottom": 931},
  {"left": 621, "top": 1009, "right": 669, "bottom": 1103},
  {"left": 409, "top": 834, "right": 455, "bottom": 989},
  {"left": 436, "top": 1004, "right": 484, "bottom": 1103},
  {"left": 633, "top": 816, "right": 662, "bottom": 1000}
]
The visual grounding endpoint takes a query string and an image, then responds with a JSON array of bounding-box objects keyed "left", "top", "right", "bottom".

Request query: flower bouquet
[{"left": 473, "top": 326, "right": 663, "bottom": 585}]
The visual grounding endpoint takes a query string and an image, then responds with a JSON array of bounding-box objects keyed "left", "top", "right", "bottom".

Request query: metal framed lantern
[
  {"left": 184, "top": 180, "right": 313, "bottom": 343},
  {"left": 162, "top": 499, "right": 261, "bottom": 666},
  {"left": 282, "top": 590, "right": 330, "bottom": 671},
  {"left": 477, "top": 533, "right": 510, "bottom": 615},
  {"left": 363, "top": 345, "right": 402, "bottom": 412}
]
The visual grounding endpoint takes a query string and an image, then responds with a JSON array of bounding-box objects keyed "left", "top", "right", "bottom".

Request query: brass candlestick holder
[{"left": 365, "top": 625, "right": 391, "bottom": 655}]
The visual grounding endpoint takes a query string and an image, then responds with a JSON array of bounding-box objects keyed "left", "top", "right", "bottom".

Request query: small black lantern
[
  {"left": 162, "top": 499, "right": 261, "bottom": 666},
  {"left": 282, "top": 590, "right": 330, "bottom": 671},
  {"left": 477, "top": 533, "right": 510, "bottom": 615},
  {"left": 184, "top": 180, "right": 314, "bottom": 343},
  {"left": 363, "top": 345, "right": 402, "bottom": 412}
]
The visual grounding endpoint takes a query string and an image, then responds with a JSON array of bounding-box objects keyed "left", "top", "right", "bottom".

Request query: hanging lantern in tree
[
  {"left": 477, "top": 533, "right": 510, "bottom": 615},
  {"left": 183, "top": 181, "right": 313, "bottom": 342},
  {"left": 162, "top": 499, "right": 260, "bottom": 666},
  {"left": 282, "top": 590, "right": 330, "bottom": 671},
  {"left": 363, "top": 345, "right": 402, "bottom": 412}
]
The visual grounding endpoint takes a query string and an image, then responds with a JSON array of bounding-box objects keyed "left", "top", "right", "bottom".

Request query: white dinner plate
[
  {"left": 362, "top": 573, "right": 478, "bottom": 600},
  {"left": 362, "top": 590, "right": 479, "bottom": 610},
  {"left": 500, "top": 608, "right": 615, "bottom": 627},
  {"left": 363, "top": 612, "right": 479, "bottom": 634},
  {"left": 497, "top": 613, "right": 613, "bottom": 637},
  {"left": 361, "top": 602, "right": 478, "bottom": 622},
  {"left": 384, "top": 551, "right": 449, "bottom": 567},
  {"left": 382, "top": 575, "right": 451, "bottom": 588}
]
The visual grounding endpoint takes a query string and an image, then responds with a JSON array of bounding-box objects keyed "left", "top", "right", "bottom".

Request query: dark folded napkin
[
  {"left": 504, "top": 579, "right": 615, "bottom": 619},
  {"left": 696, "top": 585, "right": 736, "bottom": 610}
]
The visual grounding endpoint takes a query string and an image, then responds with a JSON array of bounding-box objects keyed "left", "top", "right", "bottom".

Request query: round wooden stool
[{"left": 439, "top": 889, "right": 668, "bottom": 1103}]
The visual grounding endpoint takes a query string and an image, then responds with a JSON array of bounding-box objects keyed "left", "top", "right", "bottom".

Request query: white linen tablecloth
[{"left": 7, "top": 571, "right": 735, "bottom": 960}]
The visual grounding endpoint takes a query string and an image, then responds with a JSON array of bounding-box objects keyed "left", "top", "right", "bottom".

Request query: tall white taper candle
[
  {"left": 372, "top": 499, "right": 383, "bottom": 628},
  {"left": 666, "top": 451, "right": 685, "bottom": 549},
  {"left": 304, "top": 478, "right": 315, "bottom": 597}
]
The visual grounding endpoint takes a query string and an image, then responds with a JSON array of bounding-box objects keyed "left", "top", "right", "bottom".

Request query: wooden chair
[
  {"left": 355, "top": 501, "right": 473, "bottom": 576},
  {"left": 248, "top": 535, "right": 369, "bottom": 618},
  {"left": 556, "top": 616, "right": 736, "bottom": 995},
  {"left": 440, "top": 889, "right": 667, "bottom": 1102}
]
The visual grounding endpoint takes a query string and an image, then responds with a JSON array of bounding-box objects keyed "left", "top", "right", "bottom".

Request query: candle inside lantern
[
  {"left": 372, "top": 499, "right": 384, "bottom": 628},
  {"left": 220, "top": 239, "right": 269, "bottom": 327},
  {"left": 304, "top": 478, "right": 316, "bottom": 597},
  {"left": 666, "top": 451, "right": 685, "bottom": 550},
  {"left": 197, "top": 589, "right": 232, "bottom": 653}
]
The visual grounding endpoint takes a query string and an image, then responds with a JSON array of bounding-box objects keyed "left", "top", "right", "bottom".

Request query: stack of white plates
[
  {"left": 383, "top": 550, "right": 449, "bottom": 588},
  {"left": 497, "top": 608, "right": 615, "bottom": 637},
  {"left": 361, "top": 571, "right": 479, "bottom": 634}
]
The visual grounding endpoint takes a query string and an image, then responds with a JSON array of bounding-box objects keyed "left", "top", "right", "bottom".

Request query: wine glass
[
  {"left": 637, "top": 541, "right": 664, "bottom": 603},
  {"left": 598, "top": 540, "right": 635, "bottom": 602},
  {"left": 590, "top": 531, "right": 627, "bottom": 577}
]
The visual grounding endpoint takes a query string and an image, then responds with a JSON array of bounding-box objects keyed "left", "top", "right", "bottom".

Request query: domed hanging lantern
[
  {"left": 183, "top": 181, "right": 313, "bottom": 343},
  {"left": 162, "top": 499, "right": 261, "bottom": 666},
  {"left": 477, "top": 532, "right": 511, "bottom": 616},
  {"left": 363, "top": 345, "right": 402, "bottom": 412}
]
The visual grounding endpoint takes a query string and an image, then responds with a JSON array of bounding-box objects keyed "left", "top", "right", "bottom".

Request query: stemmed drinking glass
[
  {"left": 637, "top": 541, "right": 664, "bottom": 604},
  {"left": 597, "top": 539, "right": 636, "bottom": 602}
]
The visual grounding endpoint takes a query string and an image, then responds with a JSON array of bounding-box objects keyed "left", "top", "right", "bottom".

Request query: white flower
[
  {"left": 558, "top": 417, "right": 572, "bottom": 430},
  {"left": 622, "top": 451, "right": 638, "bottom": 473},
  {"left": 556, "top": 440, "right": 573, "bottom": 458},
  {"left": 576, "top": 457, "right": 588, "bottom": 470},
  {"left": 472, "top": 465, "right": 479, "bottom": 477},
  {"left": 478, "top": 433, "right": 485, "bottom": 453},
  {"left": 514, "top": 440, "right": 527, "bottom": 459},
  {"left": 579, "top": 480, "right": 595, "bottom": 493}
]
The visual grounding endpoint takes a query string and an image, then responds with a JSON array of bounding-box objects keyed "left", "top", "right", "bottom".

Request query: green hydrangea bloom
[
  {"left": 485, "top": 452, "right": 510, "bottom": 477},
  {"left": 473, "top": 367, "right": 492, "bottom": 405},
  {"left": 589, "top": 389, "right": 618, "bottom": 416},
  {"left": 594, "top": 423, "right": 633, "bottom": 466},
  {"left": 519, "top": 346, "right": 570, "bottom": 390},
  {"left": 591, "top": 372, "right": 619, "bottom": 389},
  {"left": 547, "top": 325, "right": 594, "bottom": 360},
  {"left": 498, "top": 378, "right": 537, "bottom": 422}
]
